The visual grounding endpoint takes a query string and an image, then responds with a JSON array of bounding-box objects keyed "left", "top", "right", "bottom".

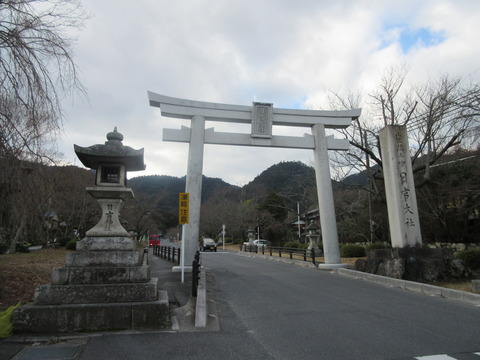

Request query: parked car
[
  {"left": 253, "top": 239, "right": 270, "bottom": 248},
  {"left": 200, "top": 238, "right": 217, "bottom": 252},
  {"left": 149, "top": 234, "right": 160, "bottom": 247}
]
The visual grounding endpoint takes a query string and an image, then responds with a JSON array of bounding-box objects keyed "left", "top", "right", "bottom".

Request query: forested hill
[
  {"left": 242, "top": 161, "right": 316, "bottom": 208},
  {"left": 128, "top": 175, "right": 240, "bottom": 213},
  {"left": 127, "top": 161, "right": 329, "bottom": 213}
]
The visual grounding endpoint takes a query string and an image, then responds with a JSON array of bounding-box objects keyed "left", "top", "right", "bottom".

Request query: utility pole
[{"left": 297, "top": 201, "right": 301, "bottom": 241}]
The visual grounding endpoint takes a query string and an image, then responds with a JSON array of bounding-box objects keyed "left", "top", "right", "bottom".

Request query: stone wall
[
  {"left": 345, "top": 241, "right": 480, "bottom": 252},
  {"left": 354, "top": 247, "right": 472, "bottom": 282}
]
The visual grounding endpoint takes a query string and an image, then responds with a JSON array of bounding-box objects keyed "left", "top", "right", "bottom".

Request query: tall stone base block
[
  {"left": 34, "top": 278, "right": 159, "bottom": 304},
  {"left": 13, "top": 291, "right": 169, "bottom": 333}
]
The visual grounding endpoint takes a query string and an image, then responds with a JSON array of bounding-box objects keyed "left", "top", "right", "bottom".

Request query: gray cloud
[{"left": 59, "top": 0, "right": 480, "bottom": 184}]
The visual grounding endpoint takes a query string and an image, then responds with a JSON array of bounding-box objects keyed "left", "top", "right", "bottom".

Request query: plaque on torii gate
[{"left": 148, "top": 92, "right": 361, "bottom": 269}]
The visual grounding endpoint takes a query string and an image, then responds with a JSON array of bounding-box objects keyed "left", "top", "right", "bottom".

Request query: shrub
[
  {"left": 365, "top": 243, "right": 390, "bottom": 252},
  {"left": 340, "top": 244, "right": 366, "bottom": 257},
  {"left": 65, "top": 240, "right": 78, "bottom": 251},
  {"left": 59, "top": 236, "right": 74, "bottom": 247},
  {"left": 0, "top": 302, "right": 21, "bottom": 338},
  {"left": 455, "top": 250, "right": 480, "bottom": 270},
  {"left": 0, "top": 242, "right": 9, "bottom": 254},
  {"left": 317, "top": 243, "right": 324, "bottom": 253},
  {"left": 283, "top": 241, "right": 320, "bottom": 250},
  {"left": 15, "top": 242, "right": 31, "bottom": 253},
  {"left": 283, "top": 241, "right": 300, "bottom": 249}
]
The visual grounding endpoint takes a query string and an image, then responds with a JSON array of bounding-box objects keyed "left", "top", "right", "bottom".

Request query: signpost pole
[
  {"left": 181, "top": 224, "right": 185, "bottom": 283},
  {"left": 179, "top": 192, "right": 190, "bottom": 283}
]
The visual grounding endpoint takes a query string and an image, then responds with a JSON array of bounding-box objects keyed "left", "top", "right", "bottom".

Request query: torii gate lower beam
[{"left": 148, "top": 92, "right": 361, "bottom": 269}]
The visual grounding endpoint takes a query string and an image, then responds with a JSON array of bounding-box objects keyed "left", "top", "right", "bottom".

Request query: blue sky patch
[
  {"left": 290, "top": 95, "right": 308, "bottom": 110},
  {"left": 399, "top": 27, "right": 445, "bottom": 53},
  {"left": 381, "top": 24, "right": 446, "bottom": 53}
]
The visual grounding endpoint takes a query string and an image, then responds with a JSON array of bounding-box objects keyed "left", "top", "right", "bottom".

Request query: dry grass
[
  {"left": 0, "top": 249, "right": 68, "bottom": 309},
  {"left": 434, "top": 280, "right": 473, "bottom": 293}
]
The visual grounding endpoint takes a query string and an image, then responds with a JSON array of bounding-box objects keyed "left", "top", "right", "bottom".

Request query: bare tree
[
  {"left": 328, "top": 67, "right": 480, "bottom": 244},
  {"left": 0, "top": 0, "right": 86, "bottom": 158},
  {"left": 409, "top": 76, "right": 480, "bottom": 181},
  {"left": 330, "top": 68, "right": 480, "bottom": 187},
  {"left": 0, "top": 0, "right": 87, "bottom": 252}
]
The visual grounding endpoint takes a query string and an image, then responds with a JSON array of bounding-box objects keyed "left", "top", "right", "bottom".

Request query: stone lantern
[
  {"left": 74, "top": 127, "right": 145, "bottom": 240},
  {"left": 246, "top": 228, "right": 255, "bottom": 244},
  {"left": 13, "top": 128, "right": 169, "bottom": 333},
  {"left": 306, "top": 221, "right": 321, "bottom": 254}
]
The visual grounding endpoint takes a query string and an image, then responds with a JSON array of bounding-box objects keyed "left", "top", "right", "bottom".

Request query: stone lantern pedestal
[{"left": 13, "top": 129, "right": 170, "bottom": 333}]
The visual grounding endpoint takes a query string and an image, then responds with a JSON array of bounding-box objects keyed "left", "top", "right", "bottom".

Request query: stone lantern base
[
  {"left": 307, "top": 237, "right": 321, "bottom": 253},
  {"left": 13, "top": 239, "right": 169, "bottom": 333}
]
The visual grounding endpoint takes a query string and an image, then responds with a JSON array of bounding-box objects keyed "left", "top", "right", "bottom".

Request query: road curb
[
  {"left": 336, "top": 268, "right": 480, "bottom": 307},
  {"left": 194, "top": 269, "right": 207, "bottom": 328}
]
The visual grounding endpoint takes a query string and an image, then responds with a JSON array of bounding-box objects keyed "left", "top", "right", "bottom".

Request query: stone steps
[{"left": 13, "top": 240, "right": 172, "bottom": 333}]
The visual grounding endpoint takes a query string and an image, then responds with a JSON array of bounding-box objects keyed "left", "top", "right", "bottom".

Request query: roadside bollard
[{"left": 192, "top": 251, "right": 201, "bottom": 297}]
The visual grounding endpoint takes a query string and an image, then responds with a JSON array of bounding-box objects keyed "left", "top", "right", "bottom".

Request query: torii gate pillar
[
  {"left": 182, "top": 115, "right": 206, "bottom": 269},
  {"left": 313, "top": 124, "right": 342, "bottom": 266},
  {"left": 148, "top": 92, "right": 361, "bottom": 270}
]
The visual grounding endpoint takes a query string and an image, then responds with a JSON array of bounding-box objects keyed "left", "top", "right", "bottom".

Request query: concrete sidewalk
[{"left": 0, "top": 250, "right": 217, "bottom": 360}]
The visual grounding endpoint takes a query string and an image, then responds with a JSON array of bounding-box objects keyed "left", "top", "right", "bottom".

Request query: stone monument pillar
[
  {"left": 379, "top": 125, "right": 422, "bottom": 248},
  {"left": 13, "top": 128, "right": 170, "bottom": 333},
  {"left": 354, "top": 126, "right": 468, "bottom": 281}
]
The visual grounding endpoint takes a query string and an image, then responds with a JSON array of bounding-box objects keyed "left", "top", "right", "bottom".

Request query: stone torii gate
[{"left": 148, "top": 92, "right": 361, "bottom": 269}]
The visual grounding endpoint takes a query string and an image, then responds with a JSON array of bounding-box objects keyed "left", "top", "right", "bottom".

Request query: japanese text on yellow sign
[{"left": 179, "top": 193, "right": 189, "bottom": 224}]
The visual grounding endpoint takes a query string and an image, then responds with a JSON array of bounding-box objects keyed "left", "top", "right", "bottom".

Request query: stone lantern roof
[
  {"left": 306, "top": 221, "right": 320, "bottom": 232},
  {"left": 74, "top": 127, "right": 146, "bottom": 171}
]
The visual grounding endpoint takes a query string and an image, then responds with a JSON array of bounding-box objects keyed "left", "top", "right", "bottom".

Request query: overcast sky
[{"left": 59, "top": 0, "right": 480, "bottom": 186}]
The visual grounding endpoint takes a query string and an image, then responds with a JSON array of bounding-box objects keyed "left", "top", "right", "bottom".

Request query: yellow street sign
[{"left": 179, "top": 193, "right": 189, "bottom": 224}]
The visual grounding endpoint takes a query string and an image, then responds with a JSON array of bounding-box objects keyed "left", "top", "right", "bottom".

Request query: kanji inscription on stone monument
[{"left": 379, "top": 125, "right": 422, "bottom": 248}]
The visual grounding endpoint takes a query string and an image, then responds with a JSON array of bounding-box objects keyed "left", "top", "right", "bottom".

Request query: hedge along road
[{"left": 202, "top": 251, "right": 480, "bottom": 360}]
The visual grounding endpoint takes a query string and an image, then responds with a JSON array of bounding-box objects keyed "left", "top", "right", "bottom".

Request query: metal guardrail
[
  {"left": 152, "top": 246, "right": 201, "bottom": 297},
  {"left": 241, "top": 244, "right": 318, "bottom": 265},
  {"left": 152, "top": 245, "right": 181, "bottom": 265}
]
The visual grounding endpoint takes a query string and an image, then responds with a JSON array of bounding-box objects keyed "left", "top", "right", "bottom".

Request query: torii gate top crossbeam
[{"left": 148, "top": 92, "right": 361, "bottom": 129}]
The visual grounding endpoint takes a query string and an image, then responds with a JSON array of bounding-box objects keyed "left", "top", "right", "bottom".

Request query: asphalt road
[
  {"left": 3, "top": 250, "right": 479, "bottom": 360},
  {"left": 202, "top": 251, "right": 480, "bottom": 360}
]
